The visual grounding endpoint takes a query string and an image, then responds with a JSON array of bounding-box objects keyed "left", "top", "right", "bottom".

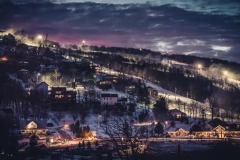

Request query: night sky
[{"left": 1, "top": 0, "right": 240, "bottom": 62}]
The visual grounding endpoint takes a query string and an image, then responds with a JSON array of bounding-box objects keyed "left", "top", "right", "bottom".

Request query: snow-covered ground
[
  {"left": 150, "top": 141, "right": 211, "bottom": 154},
  {"left": 100, "top": 66, "right": 212, "bottom": 119}
]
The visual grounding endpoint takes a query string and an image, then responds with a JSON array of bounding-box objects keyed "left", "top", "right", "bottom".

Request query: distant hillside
[{"left": 89, "top": 45, "right": 240, "bottom": 75}]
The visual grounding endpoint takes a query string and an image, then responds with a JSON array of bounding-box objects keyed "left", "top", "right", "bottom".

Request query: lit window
[{"left": 55, "top": 95, "right": 64, "bottom": 98}]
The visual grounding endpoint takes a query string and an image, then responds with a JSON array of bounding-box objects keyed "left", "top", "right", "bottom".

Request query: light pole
[
  {"left": 222, "top": 70, "right": 228, "bottom": 88},
  {"left": 98, "top": 114, "right": 102, "bottom": 128},
  {"left": 36, "top": 73, "right": 40, "bottom": 84},
  {"left": 36, "top": 34, "right": 43, "bottom": 45},
  {"left": 175, "top": 87, "right": 177, "bottom": 100},
  {"left": 165, "top": 121, "right": 168, "bottom": 141},
  {"left": 197, "top": 63, "right": 202, "bottom": 75}
]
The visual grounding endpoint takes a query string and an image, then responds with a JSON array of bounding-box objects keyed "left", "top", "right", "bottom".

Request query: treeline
[
  {"left": 79, "top": 51, "right": 240, "bottom": 115},
  {"left": 0, "top": 73, "right": 26, "bottom": 105},
  {"left": 84, "top": 52, "right": 212, "bottom": 102},
  {"left": 89, "top": 45, "right": 240, "bottom": 75}
]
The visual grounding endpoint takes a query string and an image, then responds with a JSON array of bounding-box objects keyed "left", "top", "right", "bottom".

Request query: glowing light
[
  {"left": 133, "top": 121, "right": 157, "bottom": 126},
  {"left": 50, "top": 138, "right": 54, "bottom": 143},
  {"left": 36, "top": 34, "right": 43, "bottom": 41},
  {"left": 0, "top": 57, "right": 8, "bottom": 62},
  {"left": 223, "top": 70, "right": 228, "bottom": 76},
  {"left": 197, "top": 64, "right": 202, "bottom": 69},
  {"left": 82, "top": 40, "right": 86, "bottom": 44}
]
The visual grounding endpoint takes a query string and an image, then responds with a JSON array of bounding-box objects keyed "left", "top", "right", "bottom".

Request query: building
[
  {"left": 169, "top": 109, "right": 187, "bottom": 120},
  {"left": 164, "top": 118, "right": 240, "bottom": 138},
  {"left": 101, "top": 93, "right": 118, "bottom": 106},
  {"left": 19, "top": 69, "right": 29, "bottom": 75},
  {"left": 19, "top": 120, "right": 47, "bottom": 136},
  {"left": 125, "top": 85, "right": 135, "bottom": 94},
  {"left": 165, "top": 121, "right": 191, "bottom": 137},
  {"left": 117, "top": 97, "right": 128, "bottom": 105},
  {"left": 50, "top": 87, "right": 76, "bottom": 104}
]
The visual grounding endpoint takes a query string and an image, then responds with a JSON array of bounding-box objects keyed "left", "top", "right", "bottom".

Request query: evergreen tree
[
  {"left": 153, "top": 97, "right": 168, "bottom": 114},
  {"left": 154, "top": 122, "right": 164, "bottom": 136}
]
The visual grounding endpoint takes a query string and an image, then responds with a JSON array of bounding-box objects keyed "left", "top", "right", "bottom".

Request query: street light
[
  {"left": 36, "top": 34, "right": 43, "bottom": 41},
  {"left": 197, "top": 64, "right": 202, "bottom": 75},
  {"left": 222, "top": 70, "right": 229, "bottom": 88},
  {"left": 223, "top": 70, "right": 228, "bottom": 76},
  {"left": 175, "top": 87, "right": 177, "bottom": 100},
  {"left": 197, "top": 64, "right": 202, "bottom": 69},
  {"left": 82, "top": 40, "right": 86, "bottom": 47}
]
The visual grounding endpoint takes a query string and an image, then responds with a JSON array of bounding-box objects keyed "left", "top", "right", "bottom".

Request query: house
[
  {"left": 165, "top": 121, "right": 191, "bottom": 137},
  {"left": 100, "top": 93, "right": 118, "bottom": 106},
  {"left": 117, "top": 97, "right": 128, "bottom": 105},
  {"left": 19, "top": 120, "right": 47, "bottom": 136},
  {"left": 97, "top": 80, "right": 112, "bottom": 90},
  {"left": 125, "top": 85, "right": 135, "bottom": 94},
  {"left": 19, "top": 69, "right": 29, "bottom": 75},
  {"left": 164, "top": 118, "right": 240, "bottom": 138},
  {"left": 169, "top": 109, "right": 187, "bottom": 120},
  {"left": 50, "top": 87, "right": 76, "bottom": 104},
  {"left": 191, "top": 119, "right": 240, "bottom": 138},
  {"left": 208, "top": 118, "right": 227, "bottom": 128}
]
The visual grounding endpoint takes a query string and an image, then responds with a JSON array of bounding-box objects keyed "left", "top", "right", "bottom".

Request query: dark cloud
[{"left": 1, "top": 1, "right": 240, "bottom": 62}]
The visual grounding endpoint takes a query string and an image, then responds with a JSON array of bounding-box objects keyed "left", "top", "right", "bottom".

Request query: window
[
  {"left": 55, "top": 95, "right": 64, "bottom": 98},
  {"left": 55, "top": 91, "right": 62, "bottom": 94}
]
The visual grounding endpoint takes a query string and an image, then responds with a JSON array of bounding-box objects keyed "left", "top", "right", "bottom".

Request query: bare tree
[
  {"left": 208, "top": 96, "right": 218, "bottom": 121},
  {"left": 101, "top": 117, "right": 152, "bottom": 160}
]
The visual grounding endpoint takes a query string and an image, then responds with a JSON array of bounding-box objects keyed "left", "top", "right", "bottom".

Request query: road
[{"left": 44, "top": 136, "right": 240, "bottom": 151}]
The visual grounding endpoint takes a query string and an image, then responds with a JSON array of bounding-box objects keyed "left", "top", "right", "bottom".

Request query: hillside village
[{"left": 1, "top": 32, "right": 240, "bottom": 159}]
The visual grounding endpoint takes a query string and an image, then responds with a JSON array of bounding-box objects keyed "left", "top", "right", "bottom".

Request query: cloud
[
  {"left": 211, "top": 45, "right": 232, "bottom": 52},
  {"left": 1, "top": 1, "right": 240, "bottom": 62},
  {"left": 12, "top": 0, "right": 240, "bottom": 15}
]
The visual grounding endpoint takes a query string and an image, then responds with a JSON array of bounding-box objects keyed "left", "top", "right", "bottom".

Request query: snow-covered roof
[
  {"left": 101, "top": 93, "right": 118, "bottom": 97},
  {"left": 19, "top": 69, "right": 28, "bottom": 72},
  {"left": 59, "top": 114, "right": 75, "bottom": 126},
  {"left": 47, "top": 118, "right": 58, "bottom": 127},
  {"left": 165, "top": 122, "right": 192, "bottom": 132},
  {"left": 19, "top": 119, "right": 47, "bottom": 130},
  {"left": 35, "top": 82, "right": 48, "bottom": 89},
  {"left": 169, "top": 109, "right": 186, "bottom": 115}
]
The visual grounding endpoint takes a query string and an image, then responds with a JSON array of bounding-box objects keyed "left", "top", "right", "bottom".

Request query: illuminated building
[
  {"left": 100, "top": 93, "right": 118, "bottom": 106},
  {"left": 50, "top": 87, "right": 76, "bottom": 104}
]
